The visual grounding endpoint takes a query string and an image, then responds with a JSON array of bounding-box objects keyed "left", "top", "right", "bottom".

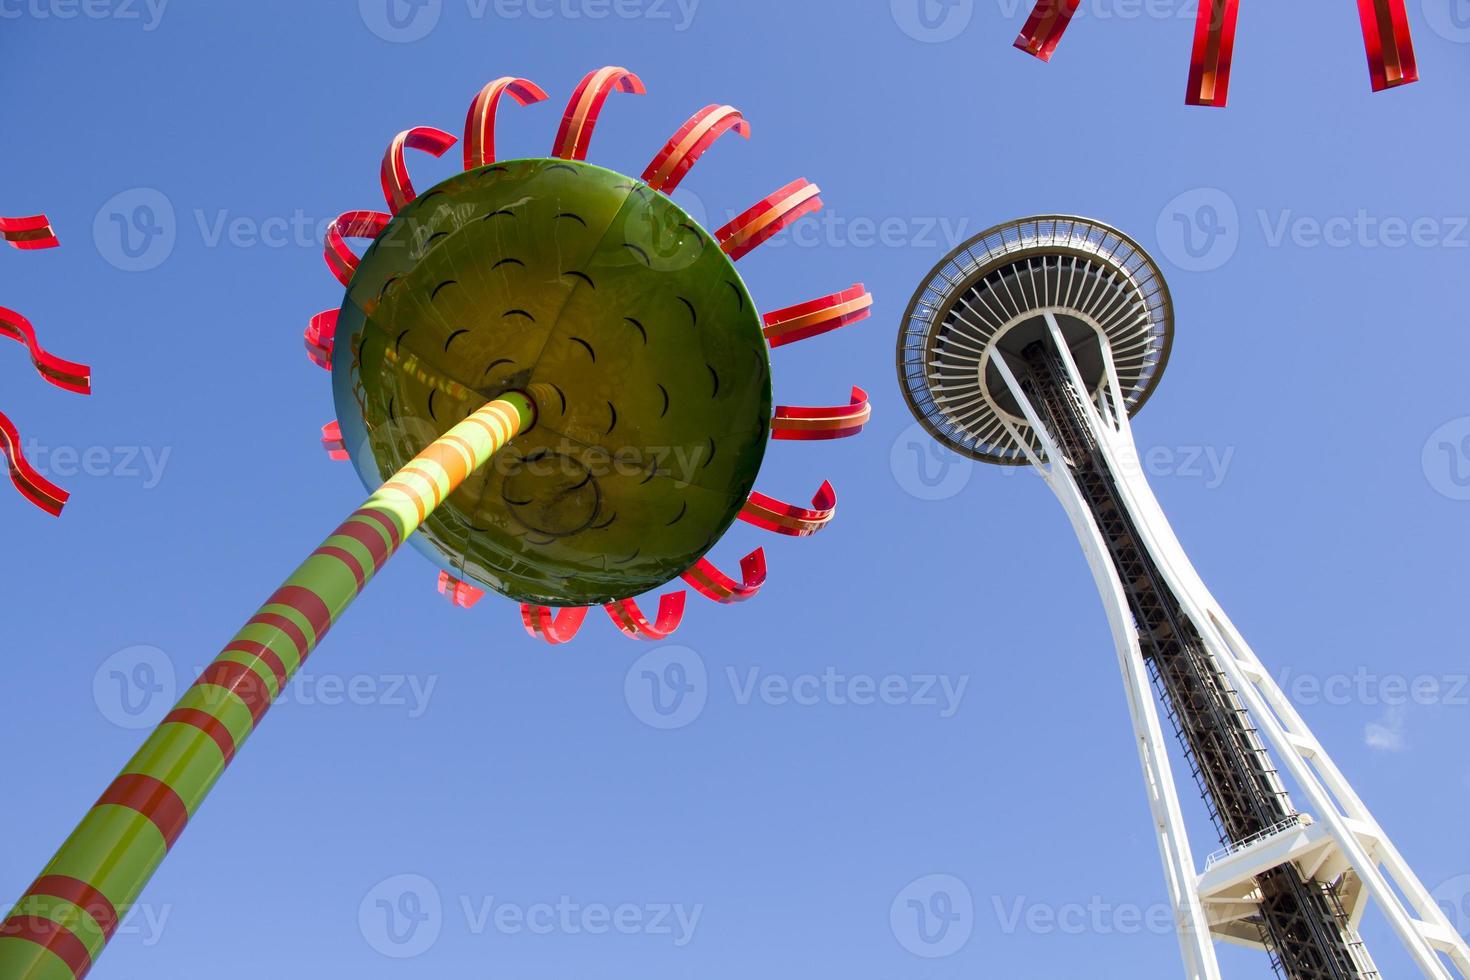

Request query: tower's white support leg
[
  {"left": 1026, "top": 321, "right": 1470, "bottom": 979},
  {"left": 990, "top": 352, "right": 1222, "bottom": 980}
]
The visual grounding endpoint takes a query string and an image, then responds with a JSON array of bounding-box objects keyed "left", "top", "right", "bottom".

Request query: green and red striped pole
[{"left": 0, "top": 393, "right": 535, "bottom": 980}]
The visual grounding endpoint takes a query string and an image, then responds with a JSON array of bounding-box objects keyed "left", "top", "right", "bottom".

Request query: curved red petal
[
  {"left": 604, "top": 591, "right": 686, "bottom": 640},
  {"left": 1014, "top": 0, "right": 1081, "bottom": 62},
  {"left": 682, "top": 548, "right": 766, "bottom": 604},
  {"left": 739, "top": 481, "right": 837, "bottom": 537},
  {"left": 716, "top": 178, "right": 822, "bottom": 262},
  {"left": 1185, "top": 0, "right": 1240, "bottom": 107},
  {"left": 762, "top": 284, "right": 872, "bottom": 349},
  {"left": 304, "top": 309, "right": 338, "bottom": 371},
  {"left": 553, "top": 66, "right": 646, "bottom": 161},
  {"left": 521, "top": 604, "right": 591, "bottom": 644},
  {"left": 1358, "top": 0, "right": 1419, "bottom": 92},
  {"left": 0, "top": 410, "right": 69, "bottom": 516},
  {"left": 321, "top": 420, "right": 348, "bottom": 461},
  {"left": 0, "top": 306, "right": 91, "bottom": 395},
  {"left": 437, "top": 571, "right": 485, "bottom": 609},
  {"left": 0, "top": 214, "right": 59, "bottom": 250},
  {"left": 641, "top": 104, "right": 750, "bottom": 194},
  {"left": 464, "top": 76, "right": 550, "bottom": 170},
  {"left": 324, "top": 210, "right": 391, "bottom": 287},
  {"left": 381, "top": 126, "right": 458, "bottom": 216},
  {"left": 772, "top": 387, "right": 871, "bottom": 441}
]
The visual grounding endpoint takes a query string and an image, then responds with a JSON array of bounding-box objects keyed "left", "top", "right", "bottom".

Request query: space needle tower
[{"left": 896, "top": 216, "right": 1470, "bottom": 979}]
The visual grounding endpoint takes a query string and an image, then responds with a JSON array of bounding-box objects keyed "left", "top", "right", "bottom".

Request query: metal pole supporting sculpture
[
  {"left": 0, "top": 214, "right": 92, "bottom": 516},
  {"left": 1014, "top": 0, "right": 1419, "bottom": 106},
  {"left": 0, "top": 68, "right": 871, "bottom": 979}
]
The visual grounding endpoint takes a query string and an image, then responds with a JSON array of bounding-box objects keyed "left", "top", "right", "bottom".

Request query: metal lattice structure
[{"left": 898, "top": 216, "right": 1470, "bottom": 979}]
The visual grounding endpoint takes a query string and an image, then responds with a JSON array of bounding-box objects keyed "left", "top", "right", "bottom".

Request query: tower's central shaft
[{"left": 1015, "top": 340, "right": 1376, "bottom": 980}]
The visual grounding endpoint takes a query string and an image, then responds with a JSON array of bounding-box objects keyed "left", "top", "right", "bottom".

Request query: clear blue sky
[{"left": 3, "top": 2, "right": 1469, "bottom": 977}]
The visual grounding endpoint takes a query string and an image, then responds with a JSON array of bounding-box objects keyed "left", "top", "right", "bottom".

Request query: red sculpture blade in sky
[
  {"left": 0, "top": 214, "right": 91, "bottom": 516},
  {"left": 1015, "top": 0, "right": 1421, "bottom": 106}
]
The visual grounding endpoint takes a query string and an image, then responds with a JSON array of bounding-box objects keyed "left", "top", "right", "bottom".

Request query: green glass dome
[{"left": 332, "top": 158, "right": 772, "bottom": 606}]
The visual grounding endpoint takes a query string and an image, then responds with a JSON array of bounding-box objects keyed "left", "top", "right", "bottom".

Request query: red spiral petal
[
  {"left": 324, "top": 210, "right": 391, "bottom": 287},
  {"left": 642, "top": 105, "right": 750, "bottom": 195},
  {"left": 553, "top": 66, "right": 646, "bottom": 161},
  {"left": 521, "top": 604, "right": 591, "bottom": 644},
  {"left": 716, "top": 179, "right": 822, "bottom": 262},
  {"left": 464, "top": 76, "right": 550, "bottom": 170},
  {"left": 1358, "top": 0, "right": 1419, "bottom": 92},
  {"left": 381, "top": 126, "right": 459, "bottom": 215},
  {"left": 1014, "top": 0, "right": 1081, "bottom": 62},
  {"left": 739, "top": 481, "right": 837, "bottom": 537},
  {"left": 682, "top": 549, "right": 766, "bottom": 604},
  {"left": 772, "top": 387, "right": 871, "bottom": 441},
  {"left": 0, "top": 214, "right": 59, "bottom": 250},
  {"left": 437, "top": 571, "right": 486, "bottom": 609},
  {"left": 0, "top": 410, "right": 69, "bottom": 516},
  {"left": 605, "top": 592, "right": 686, "bottom": 640},
  {"left": 762, "top": 284, "right": 872, "bottom": 349},
  {"left": 0, "top": 306, "right": 91, "bottom": 394},
  {"left": 304, "top": 310, "right": 338, "bottom": 371}
]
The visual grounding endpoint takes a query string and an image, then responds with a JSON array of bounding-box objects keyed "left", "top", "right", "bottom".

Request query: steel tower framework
[{"left": 897, "top": 216, "right": 1470, "bottom": 979}]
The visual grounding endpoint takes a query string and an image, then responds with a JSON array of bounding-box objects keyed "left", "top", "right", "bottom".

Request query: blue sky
[{"left": 2, "top": 1, "right": 1469, "bottom": 977}]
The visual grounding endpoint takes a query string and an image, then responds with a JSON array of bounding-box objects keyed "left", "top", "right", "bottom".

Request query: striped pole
[{"left": 0, "top": 394, "right": 534, "bottom": 980}]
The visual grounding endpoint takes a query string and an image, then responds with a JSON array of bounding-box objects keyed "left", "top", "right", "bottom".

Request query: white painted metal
[
  {"left": 985, "top": 322, "right": 1470, "bottom": 979},
  {"left": 991, "top": 349, "right": 1223, "bottom": 980}
]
